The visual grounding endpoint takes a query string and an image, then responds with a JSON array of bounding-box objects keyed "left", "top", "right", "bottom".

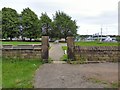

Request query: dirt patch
[
  {"left": 80, "top": 63, "right": 118, "bottom": 83},
  {"left": 34, "top": 62, "right": 118, "bottom": 88}
]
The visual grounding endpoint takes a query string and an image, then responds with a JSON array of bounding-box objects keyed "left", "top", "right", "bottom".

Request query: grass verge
[
  {"left": 2, "top": 58, "right": 43, "bottom": 88},
  {"left": 62, "top": 46, "right": 67, "bottom": 50},
  {"left": 61, "top": 54, "right": 68, "bottom": 61},
  {"left": 61, "top": 46, "right": 67, "bottom": 61},
  {"left": 2, "top": 41, "right": 41, "bottom": 46},
  {"left": 75, "top": 41, "right": 118, "bottom": 46}
]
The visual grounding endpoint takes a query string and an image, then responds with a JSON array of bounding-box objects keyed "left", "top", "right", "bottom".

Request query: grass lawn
[
  {"left": 2, "top": 58, "right": 42, "bottom": 88},
  {"left": 62, "top": 46, "right": 67, "bottom": 50},
  {"left": 2, "top": 41, "right": 41, "bottom": 46},
  {"left": 61, "top": 54, "right": 68, "bottom": 61},
  {"left": 75, "top": 41, "right": 118, "bottom": 46},
  {"left": 2, "top": 41, "right": 118, "bottom": 46},
  {"left": 62, "top": 41, "right": 118, "bottom": 51},
  {"left": 61, "top": 46, "right": 68, "bottom": 61}
]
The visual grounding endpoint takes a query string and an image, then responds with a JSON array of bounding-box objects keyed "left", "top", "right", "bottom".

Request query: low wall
[
  {"left": 2, "top": 45, "right": 42, "bottom": 59},
  {"left": 74, "top": 46, "right": 119, "bottom": 62}
]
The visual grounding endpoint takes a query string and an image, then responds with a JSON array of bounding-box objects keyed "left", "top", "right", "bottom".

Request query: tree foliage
[
  {"left": 2, "top": 7, "right": 79, "bottom": 40},
  {"left": 116, "top": 36, "right": 120, "bottom": 42},
  {"left": 21, "top": 8, "right": 40, "bottom": 40},
  {"left": 2, "top": 7, "right": 19, "bottom": 40},
  {"left": 53, "top": 11, "right": 78, "bottom": 40},
  {"left": 0, "top": 10, "right": 2, "bottom": 39},
  {"left": 39, "top": 13, "right": 53, "bottom": 37}
]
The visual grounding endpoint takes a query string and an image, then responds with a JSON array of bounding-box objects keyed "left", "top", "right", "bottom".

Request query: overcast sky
[{"left": 0, "top": 0, "right": 119, "bottom": 35}]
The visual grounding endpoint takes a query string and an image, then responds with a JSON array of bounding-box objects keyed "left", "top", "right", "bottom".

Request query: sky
[{"left": 0, "top": 0, "right": 119, "bottom": 35}]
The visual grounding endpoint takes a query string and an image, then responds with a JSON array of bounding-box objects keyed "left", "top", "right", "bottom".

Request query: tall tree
[
  {"left": 21, "top": 8, "right": 40, "bottom": 41},
  {"left": 39, "top": 13, "right": 52, "bottom": 37},
  {"left": 2, "top": 7, "right": 19, "bottom": 40},
  {"left": 53, "top": 11, "right": 78, "bottom": 40},
  {"left": 0, "top": 10, "right": 2, "bottom": 39}
]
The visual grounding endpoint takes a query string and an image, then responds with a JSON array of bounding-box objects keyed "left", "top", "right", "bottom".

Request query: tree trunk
[
  {"left": 65, "top": 36, "right": 67, "bottom": 42},
  {"left": 10, "top": 37, "right": 12, "bottom": 41},
  {"left": 30, "top": 38, "right": 32, "bottom": 41}
]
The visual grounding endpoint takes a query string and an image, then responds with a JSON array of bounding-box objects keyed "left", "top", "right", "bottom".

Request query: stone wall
[
  {"left": 74, "top": 46, "right": 119, "bottom": 62},
  {"left": 2, "top": 45, "right": 42, "bottom": 59}
]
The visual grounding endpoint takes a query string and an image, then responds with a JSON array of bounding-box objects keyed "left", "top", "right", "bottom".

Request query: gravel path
[
  {"left": 34, "top": 63, "right": 118, "bottom": 88},
  {"left": 49, "top": 43, "right": 65, "bottom": 61},
  {"left": 34, "top": 43, "right": 118, "bottom": 88}
]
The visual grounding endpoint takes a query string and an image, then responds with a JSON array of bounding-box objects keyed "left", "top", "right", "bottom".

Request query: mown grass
[
  {"left": 2, "top": 58, "right": 43, "bottom": 88},
  {"left": 61, "top": 46, "right": 68, "bottom": 61},
  {"left": 2, "top": 41, "right": 41, "bottom": 46},
  {"left": 75, "top": 41, "right": 118, "bottom": 46},
  {"left": 2, "top": 41, "right": 118, "bottom": 46},
  {"left": 61, "top": 54, "right": 68, "bottom": 61},
  {"left": 62, "top": 41, "right": 118, "bottom": 51},
  {"left": 62, "top": 46, "right": 67, "bottom": 50}
]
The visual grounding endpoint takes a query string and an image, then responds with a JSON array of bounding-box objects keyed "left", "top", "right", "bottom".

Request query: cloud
[
  {"left": 77, "top": 23, "right": 118, "bottom": 35},
  {"left": 77, "top": 11, "right": 118, "bottom": 25},
  {"left": 0, "top": 0, "right": 119, "bottom": 35}
]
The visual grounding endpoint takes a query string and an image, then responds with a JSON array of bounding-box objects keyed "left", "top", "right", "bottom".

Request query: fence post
[
  {"left": 41, "top": 36, "right": 49, "bottom": 63},
  {"left": 67, "top": 36, "right": 75, "bottom": 61}
]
